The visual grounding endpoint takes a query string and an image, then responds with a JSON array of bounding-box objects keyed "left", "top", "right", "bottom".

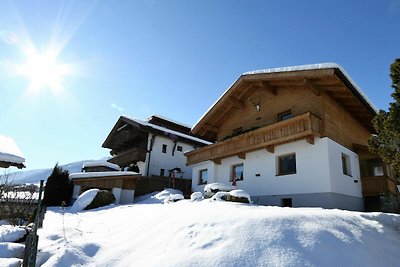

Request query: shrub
[
  {"left": 85, "top": 190, "right": 115, "bottom": 210},
  {"left": 42, "top": 164, "right": 73, "bottom": 206},
  {"left": 225, "top": 195, "right": 250, "bottom": 204}
]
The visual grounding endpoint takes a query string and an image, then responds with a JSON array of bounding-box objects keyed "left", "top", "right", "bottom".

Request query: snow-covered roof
[
  {"left": 192, "top": 63, "right": 378, "bottom": 131},
  {"left": 0, "top": 134, "right": 25, "bottom": 166},
  {"left": 122, "top": 116, "right": 212, "bottom": 145},
  {"left": 148, "top": 114, "right": 192, "bottom": 129},
  {"left": 69, "top": 171, "right": 139, "bottom": 180},
  {"left": 82, "top": 160, "right": 120, "bottom": 171}
]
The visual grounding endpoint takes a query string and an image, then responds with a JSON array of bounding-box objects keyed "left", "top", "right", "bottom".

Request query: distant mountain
[{"left": 1, "top": 159, "right": 109, "bottom": 185}]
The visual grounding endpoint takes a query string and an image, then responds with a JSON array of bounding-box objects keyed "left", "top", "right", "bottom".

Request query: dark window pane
[
  {"left": 199, "top": 169, "right": 208, "bottom": 185},
  {"left": 162, "top": 144, "right": 167, "bottom": 153},
  {"left": 278, "top": 154, "right": 296, "bottom": 175},
  {"left": 232, "top": 164, "right": 244, "bottom": 181}
]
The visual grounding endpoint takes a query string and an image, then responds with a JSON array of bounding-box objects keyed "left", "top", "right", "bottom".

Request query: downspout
[{"left": 146, "top": 133, "right": 156, "bottom": 176}]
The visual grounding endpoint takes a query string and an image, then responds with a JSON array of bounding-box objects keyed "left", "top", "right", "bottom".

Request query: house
[
  {"left": 0, "top": 134, "right": 25, "bottom": 169},
  {"left": 186, "top": 63, "right": 399, "bottom": 211},
  {"left": 102, "top": 115, "right": 211, "bottom": 179}
]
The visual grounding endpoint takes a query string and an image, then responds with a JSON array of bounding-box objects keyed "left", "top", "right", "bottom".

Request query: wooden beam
[
  {"left": 202, "top": 124, "right": 219, "bottom": 133},
  {"left": 237, "top": 152, "right": 246, "bottom": 159},
  {"left": 228, "top": 96, "right": 245, "bottom": 109},
  {"left": 303, "top": 79, "right": 321, "bottom": 96},
  {"left": 258, "top": 81, "right": 277, "bottom": 95},
  {"left": 306, "top": 135, "right": 314, "bottom": 145},
  {"left": 212, "top": 158, "right": 221, "bottom": 165},
  {"left": 266, "top": 146, "right": 274, "bottom": 153}
]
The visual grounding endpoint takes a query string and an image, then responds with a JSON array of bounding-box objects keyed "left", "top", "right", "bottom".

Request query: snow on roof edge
[
  {"left": 0, "top": 134, "right": 25, "bottom": 164},
  {"left": 147, "top": 114, "right": 192, "bottom": 129},
  {"left": 192, "top": 63, "right": 378, "bottom": 132},
  {"left": 122, "top": 116, "right": 212, "bottom": 145},
  {"left": 69, "top": 171, "right": 139, "bottom": 180}
]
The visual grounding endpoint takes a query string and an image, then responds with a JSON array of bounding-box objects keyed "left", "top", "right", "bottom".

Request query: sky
[{"left": 1, "top": 0, "right": 399, "bottom": 171}]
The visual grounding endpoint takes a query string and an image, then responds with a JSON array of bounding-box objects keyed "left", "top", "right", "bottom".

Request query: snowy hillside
[
  {"left": 36, "top": 192, "right": 400, "bottom": 267},
  {"left": 1, "top": 159, "right": 109, "bottom": 185}
]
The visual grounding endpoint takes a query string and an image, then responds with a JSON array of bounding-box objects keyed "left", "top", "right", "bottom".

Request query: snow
[
  {"left": 192, "top": 63, "right": 378, "bottom": 131},
  {"left": 190, "top": 192, "right": 203, "bottom": 201},
  {"left": 210, "top": 191, "right": 230, "bottom": 201},
  {"left": 135, "top": 189, "right": 184, "bottom": 204},
  {"left": 0, "top": 226, "right": 26, "bottom": 242},
  {"left": 122, "top": 116, "right": 212, "bottom": 145},
  {"left": 204, "top": 183, "right": 233, "bottom": 194},
  {"left": 36, "top": 199, "right": 400, "bottom": 267},
  {"left": 69, "top": 171, "right": 138, "bottom": 180},
  {"left": 82, "top": 161, "right": 120, "bottom": 171},
  {"left": 1, "top": 191, "right": 40, "bottom": 201},
  {"left": 164, "top": 194, "right": 184, "bottom": 204},
  {"left": 0, "top": 242, "right": 25, "bottom": 258},
  {"left": 148, "top": 114, "right": 192, "bottom": 129},
  {"left": 0, "top": 258, "right": 23, "bottom": 267},
  {"left": 229, "top": 189, "right": 251, "bottom": 202},
  {"left": 69, "top": 189, "right": 100, "bottom": 212},
  {"left": 0, "top": 134, "right": 25, "bottom": 165}
]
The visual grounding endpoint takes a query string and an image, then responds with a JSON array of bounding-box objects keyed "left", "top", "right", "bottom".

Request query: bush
[
  {"left": 43, "top": 164, "right": 73, "bottom": 206},
  {"left": 85, "top": 190, "right": 115, "bottom": 210},
  {"left": 225, "top": 195, "right": 250, "bottom": 204}
]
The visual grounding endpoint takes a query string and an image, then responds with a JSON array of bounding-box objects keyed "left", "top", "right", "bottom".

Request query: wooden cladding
[
  {"left": 108, "top": 147, "right": 147, "bottom": 167},
  {"left": 361, "top": 176, "right": 398, "bottom": 196},
  {"left": 186, "top": 112, "right": 322, "bottom": 165},
  {"left": 73, "top": 175, "right": 140, "bottom": 190}
]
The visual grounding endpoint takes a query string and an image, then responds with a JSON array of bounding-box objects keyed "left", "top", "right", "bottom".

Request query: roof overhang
[{"left": 192, "top": 63, "right": 378, "bottom": 140}]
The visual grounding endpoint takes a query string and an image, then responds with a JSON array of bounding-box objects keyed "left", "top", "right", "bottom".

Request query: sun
[{"left": 17, "top": 49, "right": 71, "bottom": 93}]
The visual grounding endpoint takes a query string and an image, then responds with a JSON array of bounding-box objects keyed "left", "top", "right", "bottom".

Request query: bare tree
[{"left": 0, "top": 171, "right": 38, "bottom": 226}]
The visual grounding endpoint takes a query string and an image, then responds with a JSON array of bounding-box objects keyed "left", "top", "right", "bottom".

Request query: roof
[
  {"left": 0, "top": 134, "right": 25, "bottom": 168},
  {"left": 102, "top": 115, "right": 212, "bottom": 149},
  {"left": 122, "top": 116, "right": 212, "bottom": 145},
  {"left": 192, "top": 63, "right": 378, "bottom": 139},
  {"left": 82, "top": 160, "right": 121, "bottom": 171}
]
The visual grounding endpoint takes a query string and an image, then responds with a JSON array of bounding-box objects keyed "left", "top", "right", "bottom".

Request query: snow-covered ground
[{"left": 36, "top": 192, "right": 400, "bottom": 267}]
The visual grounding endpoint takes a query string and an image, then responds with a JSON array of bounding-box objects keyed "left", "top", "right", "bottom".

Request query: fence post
[{"left": 23, "top": 179, "right": 44, "bottom": 267}]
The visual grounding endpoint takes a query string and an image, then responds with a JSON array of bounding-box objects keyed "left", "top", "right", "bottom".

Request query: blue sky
[{"left": 1, "top": 0, "right": 399, "bottom": 171}]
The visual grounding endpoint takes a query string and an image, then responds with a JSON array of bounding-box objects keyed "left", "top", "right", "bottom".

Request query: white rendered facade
[
  {"left": 137, "top": 134, "right": 198, "bottom": 179},
  {"left": 191, "top": 137, "right": 364, "bottom": 211}
]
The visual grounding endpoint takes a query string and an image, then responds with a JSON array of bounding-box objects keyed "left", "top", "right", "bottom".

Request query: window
[
  {"left": 277, "top": 153, "right": 296, "bottom": 176},
  {"left": 162, "top": 144, "right": 167, "bottom": 153},
  {"left": 281, "top": 198, "right": 292, "bottom": 207},
  {"left": 160, "top": 168, "right": 165, "bottom": 176},
  {"left": 277, "top": 110, "right": 293, "bottom": 121},
  {"left": 177, "top": 146, "right": 183, "bottom": 152},
  {"left": 360, "top": 158, "right": 384, "bottom": 177},
  {"left": 232, "top": 164, "right": 244, "bottom": 182},
  {"left": 198, "top": 169, "right": 208, "bottom": 185},
  {"left": 341, "top": 153, "right": 352, "bottom": 176}
]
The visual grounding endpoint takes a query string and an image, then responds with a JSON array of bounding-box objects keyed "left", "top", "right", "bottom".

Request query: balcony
[
  {"left": 186, "top": 112, "right": 322, "bottom": 165},
  {"left": 361, "top": 176, "right": 399, "bottom": 196},
  {"left": 108, "top": 147, "right": 147, "bottom": 167}
]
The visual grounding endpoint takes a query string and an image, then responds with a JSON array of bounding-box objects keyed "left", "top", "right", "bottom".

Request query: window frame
[
  {"left": 277, "top": 110, "right": 293, "bottom": 121},
  {"left": 231, "top": 163, "right": 244, "bottom": 182},
  {"left": 277, "top": 153, "right": 297, "bottom": 176},
  {"left": 341, "top": 153, "right": 352, "bottom": 177},
  {"left": 198, "top": 169, "right": 208, "bottom": 185}
]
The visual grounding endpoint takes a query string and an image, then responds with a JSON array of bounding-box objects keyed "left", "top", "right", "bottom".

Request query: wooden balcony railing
[
  {"left": 361, "top": 176, "right": 399, "bottom": 196},
  {"left": 186, "top": 112, "right": 322, "bottom": 165}
]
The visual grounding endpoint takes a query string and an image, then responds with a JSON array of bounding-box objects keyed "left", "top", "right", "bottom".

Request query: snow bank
[
  {"left": 0, "top": 242, "right": 25, "bottom": 258},
  {"left": 37, "top": 201, "right": 400, "bottom": 267},
  {"left": 136, "top": 189, "right": 184, "bottom": 204},
  {"left": 204, "top": 183, "right": 233, "bottom": 194},
  {"left": 0, "top": 134, "right": 25, "bottom": 165},
  {"left": 210, "top": 191, "right": 230, "bottom": 201},
  {"left": 229, "top": 189, "right": 251, "bottom": 202},
  {"left": 69, "top": 189, "right": 100, "bottom": 212},
  {"left": 164, "top": 194, "right": 184, "bottom": 204},
  {"left": 0, "top": 258, "right": 23, "bottom": 267},
  {"left": 0, "top": 226, "right": 26, "bottom": 242},
  {"left": 190, "top": 192, "right": 203, "bottom": 201}
]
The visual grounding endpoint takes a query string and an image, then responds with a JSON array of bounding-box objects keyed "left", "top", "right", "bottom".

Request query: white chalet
[{"left": 186, "top": 63, "right": 399, "bottom": 211}]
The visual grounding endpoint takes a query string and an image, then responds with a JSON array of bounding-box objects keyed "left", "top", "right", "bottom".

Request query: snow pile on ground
[
  {"left": 190, "top": 192, "right": 203, "bottom": 201},
  {"left": 204, "top": 183, "right": 233, "bottom": 194},
  {"left": 0, "top": 134, "right": 25, "bottom": 165},
  {"left": 229, "top": 189, "right": 251, "bottom": 202},
  {"left": 69, "top": 189, "right": 100, "bottom": 212},
  {"left": 0, "top": 258, "right": 22, "bottom": 267},
  {"left": 36, "top": 197, "right": 400, "bottom": 267},
  {"left": 135, "top": 189, "right": 183, "bottom": 204},
  {"left": 0, "top": 226, "right": 26, "bottom": 242},
  {"left": 0, "top": 242, "right": 25, "bottom": 258},
  {"left": 163, "top": 194, "right": 184, "bottom": 204}
]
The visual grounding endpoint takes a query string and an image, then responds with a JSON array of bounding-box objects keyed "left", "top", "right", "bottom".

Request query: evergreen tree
[
  {"left": 42, "top": 163, "right": 73, "bottom": 206},
  {"left": 368, "top": 59, "right": 400, "bottom": 178}
]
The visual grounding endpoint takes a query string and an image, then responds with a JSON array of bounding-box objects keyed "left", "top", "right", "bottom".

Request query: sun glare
[{"left": 18, "top": 49, "right": 70, "bottom": 93}]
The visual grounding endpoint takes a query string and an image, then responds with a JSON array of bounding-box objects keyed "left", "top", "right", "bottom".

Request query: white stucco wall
[
  {"left": 145, "top": 135, "right": 197, "bottom": 179},
  {"left": 326, "top": 139, "right": 362, "bottom": 197},
  {"left": 191, "top": 137, "right": 363, "bottom": 199}
]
